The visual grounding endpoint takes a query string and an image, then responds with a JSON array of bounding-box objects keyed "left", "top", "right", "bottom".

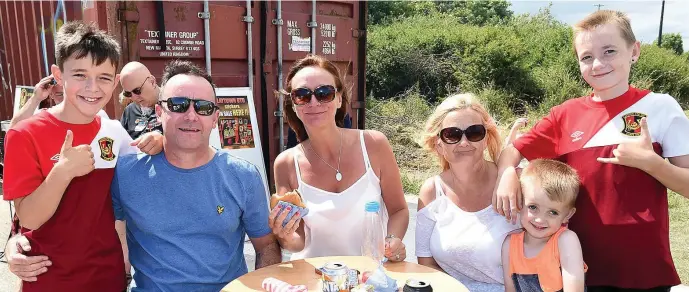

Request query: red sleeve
[
  {"left": 2, "top": 129, "right": 44, "bottom": 200},
  {"left": 513, "top": 108, "right": 561, "bottom": 160}
]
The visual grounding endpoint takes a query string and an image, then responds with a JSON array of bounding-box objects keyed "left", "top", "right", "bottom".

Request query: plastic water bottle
[{"left": 362, "top": 201, "right": 386, "bottom": 266}]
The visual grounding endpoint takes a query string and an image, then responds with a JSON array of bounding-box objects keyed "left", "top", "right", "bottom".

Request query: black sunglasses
[
  {"left": 158, "top": 97, "right": 219, "bottom": 116},
  {"left": 439, "top": 125, "right": 487, "bottom": 144},
  {"left": 122, "top": 76, "right": 150, "bottom": 98},
  {"left": 290, "top": 85, "right": 337, "bottom": 106}
]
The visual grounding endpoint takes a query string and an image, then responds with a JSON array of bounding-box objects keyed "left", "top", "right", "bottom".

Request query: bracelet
[{"left": 385, "top": 234, "right": 398, "bottom": 240}]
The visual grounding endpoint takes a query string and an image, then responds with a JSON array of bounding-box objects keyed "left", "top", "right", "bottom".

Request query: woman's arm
[
  {"left": 415, "top": 177, "right": 446, "bottom": 273},
  {"left": 559, "top": 230, "right": 586, "bottom": 292},
  {"left": 270, "top": 150, "right": 306, "bottom": 252},
  {"left": 367, "top": 130, "right": 409, "bottom": 239},
  {"left": 366, "top": 130, "right": 409, "bottom": 261}
]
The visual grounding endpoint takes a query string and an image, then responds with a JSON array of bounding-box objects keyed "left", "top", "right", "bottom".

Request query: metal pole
[
  {"left": 203, "top": 0, "right": 212, "bottom": 74},
  {"left": 658, "top": 0, "right": 665, "bottom": 47},
  {"left": 61, "top": 0, "right": 67, "bottom": 22},
  {"left": 310, "top": 0, "right": 316, "bottom": 54},
  {"left": 277, "top": 0, "right": 284, "bottom": 151},
  {"left": 40, "top": 14, "right": 49, "bottom": 76},
  {"left": 246, "top": 0, "right": 254, "bottom": 94}
]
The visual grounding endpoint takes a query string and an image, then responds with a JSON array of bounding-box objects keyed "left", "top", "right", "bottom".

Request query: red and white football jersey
[
  {"left": 3, "top": 110, "right": 135, "bottom": 292},
  {"left": 514, "top": 86, "right": 689, "bottom": 288}
]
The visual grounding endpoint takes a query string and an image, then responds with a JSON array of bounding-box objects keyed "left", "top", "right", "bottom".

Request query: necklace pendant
[{"left": 335, "top": 171, "right": 343, "bottom": 182}]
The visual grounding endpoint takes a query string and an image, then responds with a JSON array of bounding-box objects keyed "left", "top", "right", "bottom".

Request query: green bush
[
  {"left": 631, "top": 45, "right": 689, "bottom": 107},
  {"left": 366, "top": 10, "right": 689, "bottom": 118}
]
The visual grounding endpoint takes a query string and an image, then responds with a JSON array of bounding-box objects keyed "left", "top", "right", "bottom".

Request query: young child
[
  {"left": 502, "top": 159, "right": 586, "bottom": 292},
  {"left": 3, "top": 21, "right": 132, "bottom": 291},
  {"left": 495, "top": 10, "right": 689, "bottom": 291}
]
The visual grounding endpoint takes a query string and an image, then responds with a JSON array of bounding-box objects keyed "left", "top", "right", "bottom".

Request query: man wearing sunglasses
[
  {"left": 119, "top": 62, "right": 163, "bottom": 141},
  {"left": 7, "top": 60, "right": 281, "bottom": 291}
]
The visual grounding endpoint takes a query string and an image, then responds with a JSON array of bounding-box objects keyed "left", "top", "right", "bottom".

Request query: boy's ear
[
  {"left": 563, "top": 207, "right": 576, "bottom": 224},
  {"left": 113, "top": 73, "right": 121, "bottom": 88},
  {"left": 631, "top": 41, "right": 641, "bottom": 63},
  {"left": 51, "top": 64, "right": 62, "bottom": 83}
]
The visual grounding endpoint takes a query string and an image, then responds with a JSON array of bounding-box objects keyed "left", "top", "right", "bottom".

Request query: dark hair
[
  {"left": 281, "top": 55, "right": 349, "bottom": 142},
  {"left": 160, "top": 60, "right": 215, "bottom": 97},
  {"left": 54, "top": 21, "right": 121, "bottom": 70}
]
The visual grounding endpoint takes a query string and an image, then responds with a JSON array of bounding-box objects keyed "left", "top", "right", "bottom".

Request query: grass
[{"left": 368, "top": 98, "right": 689, "bottom": 283}]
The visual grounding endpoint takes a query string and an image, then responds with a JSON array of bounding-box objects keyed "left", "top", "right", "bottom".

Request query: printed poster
[
  {"left": 13, "top": 86, "right": 37, "bottom": 115},
  {"left": 216, "top": 96, "right": 255, "bottom": 149}
]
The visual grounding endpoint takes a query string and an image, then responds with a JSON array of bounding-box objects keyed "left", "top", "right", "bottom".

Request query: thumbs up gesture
[
  {"left": 597, "top": 118, "right": 660, "bottom": 171},
  {"left": 57, "top": 130, "right": 95, "bottom": 179}
]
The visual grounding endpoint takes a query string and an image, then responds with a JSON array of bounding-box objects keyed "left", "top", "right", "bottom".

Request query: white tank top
[
  {"left": 290, "top": 130, "right": 389, "bottom": 260},
  {"left": 415, "top": 176, "right": 520, "bottom": 292}
]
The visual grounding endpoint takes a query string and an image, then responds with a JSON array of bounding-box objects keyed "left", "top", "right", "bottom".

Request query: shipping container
[{"left": 0, "top": 0, "right": 367, "bottom": 186}]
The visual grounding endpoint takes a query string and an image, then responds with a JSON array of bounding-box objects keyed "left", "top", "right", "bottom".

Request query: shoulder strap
[
  {"left": 433, "top": 176, "right": 444, "bottom": 198},
  {"left": 293, "top": 147, "right": 304, "bottom": 187},
  {"left": 359, "top": 130, "right": 372, "bottom": 169}
]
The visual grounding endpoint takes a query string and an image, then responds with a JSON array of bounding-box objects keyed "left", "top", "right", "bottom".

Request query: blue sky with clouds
[{"left": 508, "top": 0, "right": 689, "bottom": 52}]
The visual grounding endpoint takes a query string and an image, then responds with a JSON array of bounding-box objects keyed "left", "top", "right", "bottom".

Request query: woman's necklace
[{"left": 303, "top": 129, "right": 343, "bottom": 182}]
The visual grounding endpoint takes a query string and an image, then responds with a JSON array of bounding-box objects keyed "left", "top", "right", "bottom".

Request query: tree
[{"left": 654, "top": 33, "right": 684, "bottom": 55}]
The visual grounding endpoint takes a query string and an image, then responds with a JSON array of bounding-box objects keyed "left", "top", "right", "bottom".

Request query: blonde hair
[
  {"left": 573, "top": 10, "right": 636, "bottom": 53},
  {"left": 520, "top": 159, "right": 580, "bottom": 207},
  {"left": 421, "top": 93, "right": 501, "bottom": 171}
]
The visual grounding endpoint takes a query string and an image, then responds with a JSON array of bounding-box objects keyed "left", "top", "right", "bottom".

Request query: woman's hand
[
  {"left": 268, "top": 205, "right": 301, "bottom": 240},
  {"left": 384, "top": 236, "right": 406, "bottom": 262}
]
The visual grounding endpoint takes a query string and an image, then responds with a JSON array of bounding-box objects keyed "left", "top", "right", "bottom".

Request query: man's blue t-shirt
[{"left": 111, "top": 150, "right": 272, "bottom": 292}]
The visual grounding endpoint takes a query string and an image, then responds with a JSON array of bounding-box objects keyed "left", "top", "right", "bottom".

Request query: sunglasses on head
[
  {"left": 158, "top": 97, "right": 219, "bottom": 116},
  {"left": 439, "top": 125, "right": 487, "bottom": 144},
  {"left": 290, "top": 84, "right": 337, "bottom": 106},
  {"left": 122, "top": 76, "right": 150, "bottom": 98}
]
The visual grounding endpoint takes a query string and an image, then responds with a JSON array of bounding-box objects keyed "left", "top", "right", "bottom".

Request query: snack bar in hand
[{"left": 270, "top": 190, "right": 309, "bottom": 227}]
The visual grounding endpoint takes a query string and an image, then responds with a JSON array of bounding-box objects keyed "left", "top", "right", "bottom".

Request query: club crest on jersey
[
  {"left": 621, "top": 112, "right": 647, "bottom": 136},
  {"left": 98, "top": 137, "right": 116, "bottom": 161},
  {"left": 217, "top": 205, "right": 225, "bottom": 215}
]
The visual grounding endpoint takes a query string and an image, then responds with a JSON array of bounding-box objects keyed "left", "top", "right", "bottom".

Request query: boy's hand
[
  {"left": 131, "top": 131, "right": 163, "bottom": 155},
  {"left": 56, "top": 130, "right": 95, "bottom": 179},
  {"left": 597, "top": 118, "right": 661, "bottom": 172},
  {"left": 493, "top": 166, "right": 522, "bottom": 224},
  {"left": 7, "top": 235, "right": 51, "bottom": 282}
]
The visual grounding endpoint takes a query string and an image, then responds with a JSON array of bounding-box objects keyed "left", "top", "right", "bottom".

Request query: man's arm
[
  {"left": 115, "top": 220, "right": 131, "bottom": 275},
  {"left": 250, "top": 234, "right": 281, "bottom": 269}
]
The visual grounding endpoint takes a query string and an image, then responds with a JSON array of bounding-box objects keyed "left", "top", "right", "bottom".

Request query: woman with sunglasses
[
  {"left": 416, "top": 94, "right": 520, "bottom": 291},
  {"left": 269, "top": 55, "right": 410, "bottom": 263}
]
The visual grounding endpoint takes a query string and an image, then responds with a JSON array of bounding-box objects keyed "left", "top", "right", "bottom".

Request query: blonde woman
[{"left": 415, "top": 94, "right": 520, "bottom": 291}]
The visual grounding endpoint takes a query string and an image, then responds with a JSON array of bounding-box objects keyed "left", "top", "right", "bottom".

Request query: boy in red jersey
[
  {"left": 493, "top": 10, "right": 689, "bottom": 291},
  {"left": 4, "top": 21, "right": 133, "bottom": 291}
]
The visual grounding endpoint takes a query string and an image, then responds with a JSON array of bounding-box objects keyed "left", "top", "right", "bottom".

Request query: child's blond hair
[
  {"left": 520, "top": 159, "right": 580, "bottom": 207},
  {"left": 572, "top": 10, "right": 637, "bottom": 53}
]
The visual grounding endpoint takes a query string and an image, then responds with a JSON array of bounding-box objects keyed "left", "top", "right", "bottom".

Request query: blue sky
[{"left": 509, "top": 0, "right": 689, "bottom": 52}]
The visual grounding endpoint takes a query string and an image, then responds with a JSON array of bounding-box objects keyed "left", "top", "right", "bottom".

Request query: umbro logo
[
  {"left": 50, "top": 153, "right": 60, "bottom": 161},
  {"left": 571, "top": 131, "right": 584, "bottom": 142}
]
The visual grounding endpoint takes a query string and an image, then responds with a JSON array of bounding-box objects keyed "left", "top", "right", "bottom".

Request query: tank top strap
[
  {"left": 433, "top": 176, "right": 445, "bottom": 198},
  {"left": 359, "top": 130, "right": 372, "bottom": 169},
  {"left": 544, "top": 226, "right": 568, "bottom": 259},
  {"left": 293, "top": 147, "right": 304, "bottom": 189},
  {"left": 508, "top": 229, "right": 526, "bottom": 275}
]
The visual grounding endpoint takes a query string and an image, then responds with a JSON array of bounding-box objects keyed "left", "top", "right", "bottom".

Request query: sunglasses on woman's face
[
  {"left": 122, "top": 76, "right": 150, "bottom": 98},
  {"left": 290, "top": 85, "right": 337, "bottom": 106},
  {"left": 439, "top": 125, "right": 487, "bottom": 144},
  {"left": 158, "top": 97, "right": 219, "bottom": 116}
]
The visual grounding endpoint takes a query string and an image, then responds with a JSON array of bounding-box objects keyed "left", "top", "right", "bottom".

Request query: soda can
[
  {"left": 347, "top": 268, "right": 359, "bottom": 288},
  {"left": 403, "top": 278, "right": 433, "bottom": 292},
  {"left": 321, "top": 261, "right": 350, "bottom": 292}
]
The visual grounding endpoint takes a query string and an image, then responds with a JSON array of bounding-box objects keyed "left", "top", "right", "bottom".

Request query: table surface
[{"left": 223, "top": 256, "right": 468, "bottom": 291}]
